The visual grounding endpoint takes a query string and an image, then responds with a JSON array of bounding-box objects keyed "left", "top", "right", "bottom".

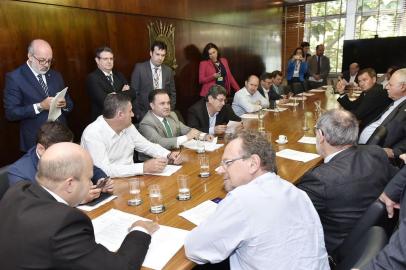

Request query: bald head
[
  {"left": 349, "top": 63, "right": 359, "bottom": 76},
  {"left": 27, "top": 39, "right": 53, "bottom": 74},
  {"left": 245, "top": 75, "right": 259, "bottom": 95},
  {"left": 387, "top": 68, "right": 406, "bottom": 100}
]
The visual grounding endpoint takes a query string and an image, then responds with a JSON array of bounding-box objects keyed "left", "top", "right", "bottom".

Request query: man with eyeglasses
[
  {"left": 187, "top": 85, "right": 241, "bottom": 135},
  {"left": 4, "top": 39, "right": 74, "bottom": 152},
  {"left": 86, "top": 46, "right": 136, "bottom": 121},
  {"left": 297, "top": 109, "right": 397, "bottom": 255},
  {"left": 185, "top": 130, "right": 329, "bottom": 269}
]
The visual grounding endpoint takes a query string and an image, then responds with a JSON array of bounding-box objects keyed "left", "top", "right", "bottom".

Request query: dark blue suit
[
  {"left": 8, "top": 146, "right": 107, "bottom": 186},
  {"left": 4, "top": 63, "right": 74, "bottom": 151}
]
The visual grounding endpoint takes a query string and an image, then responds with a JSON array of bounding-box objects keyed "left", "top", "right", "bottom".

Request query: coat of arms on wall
[{"left": 148, "top": 20, "right": 177, "bottom": 70}]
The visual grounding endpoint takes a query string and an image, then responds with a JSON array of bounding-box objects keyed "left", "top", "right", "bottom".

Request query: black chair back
[{"left": 0, "top": 165, "right": 10, "bottom": 201}]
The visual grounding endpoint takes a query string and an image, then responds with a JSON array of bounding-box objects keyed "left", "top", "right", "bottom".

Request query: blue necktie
[{"left": 37, "top": 74, "right": 49, "bottom": 96}]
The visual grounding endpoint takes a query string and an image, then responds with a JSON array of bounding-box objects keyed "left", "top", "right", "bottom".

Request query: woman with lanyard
[
  {"left": 199, "top": 43, "right": 240, "bottom": 97},
  {"left": 286, "top": 47, "right": 308, "bottom": 94}
]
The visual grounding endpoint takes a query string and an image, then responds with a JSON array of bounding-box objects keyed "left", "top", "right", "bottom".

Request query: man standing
[
  {"left": 187, "top": 85, "right": 241, "bottom": 135},
  {"left": 86, "top": 46, "right": 135, "bottom": 121},
  {"left": 131, "top": 41, "right": 176, "bottom": 122},
  {"left": 232, "top": 75, "right": 269, "bottom": 116},
  {"left": 0, "top": 142, "right": 158, "bottom": 269},
  {"left": 307, "top": 44, "right": 330, "bottom": 88},
  {"left": 337, "top": 68, "right": 392, "bottom": 130},
  {"left": 341, "top": 62, "right": 360, "bottom": 86},
  {"left": 297, "top": 109, "right": 396, "bottom": 254},
  {"left": 185, "top": 131, "right": 329, "bottom": 269},
  {"left": 81, "top": 93, "right": 182, "bottom": 178},
  {"left": 4, "top": 39, "right": 74, "bottom": 152}
]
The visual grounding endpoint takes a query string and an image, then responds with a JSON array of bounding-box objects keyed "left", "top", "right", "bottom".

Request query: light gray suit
[
  {"left": 307, "top": 55, "right": 330, "bottom": 86},
  {"left": 131, "top": 61, "right": 176, "bottom": 122}
]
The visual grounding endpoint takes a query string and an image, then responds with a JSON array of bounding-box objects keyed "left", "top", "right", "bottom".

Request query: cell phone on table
[{"left": 95, "top": 177, "right": 110, "bottom": 189}]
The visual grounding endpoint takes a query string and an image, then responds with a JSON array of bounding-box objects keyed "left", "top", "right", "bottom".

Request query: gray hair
[
  {"left": 316, "top": 109, "right": 359, "bottom": 146},
  {"left": 394, "top": 68, "right": 406, "bottom": 84}
]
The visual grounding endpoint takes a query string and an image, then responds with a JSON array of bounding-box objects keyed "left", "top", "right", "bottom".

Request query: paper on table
[
  {"left": 298, "top": 136, "right": 317, "bottom": 145},
  {"left": 279, "top": 102, "right": 299, "bottom": 107},
  {"left": 240, "top": 113, "right": 259, "bottom": 119},
  {"left": 297, "top": 92, "right": 315, "bottom": 97},
  {"left": 309, "top": 89, "right": 326, "bottom": 93},
  {"left": 182, "top": 138, "right": 223, "bottom": 152},
  {"left": 276, "top": 149, "right": 320, "bottom": 162},
  {"left": 48, "top": 87, "right": 68, "bottom": 121},
  {"left": 92, "top": 209, "right": 189, "bottom": 270},
  {"left": 77, "top": 195, "right": 117, "bottom": 211},
  {"left": 178, "top": 200, "right": 218, "bottom": 226},
  {"left": 144, "top": 165, "right": 182, "bottom": 176},
  {"left": 290, "top": 96, "right": 307, "bottom": 101},
  {"left": 226, "top": 121, "right": 241, "bottom": 133},
  {"left": 263, "top": 107, "right": 288, "bottom": 112}
]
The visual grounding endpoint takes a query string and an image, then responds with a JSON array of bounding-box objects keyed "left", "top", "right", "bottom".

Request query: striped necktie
[
  {"left": 37, "top": 74, "right": 49, "bottom": 96},
  {"left": 106, "top": 74, "right": 114, "bottom": 86},
  {"left": 153, "top": 67, "right": 160, "bottom": 89},
  {"left": 163, "top": 118, "right": 173, "bottom": 137}
]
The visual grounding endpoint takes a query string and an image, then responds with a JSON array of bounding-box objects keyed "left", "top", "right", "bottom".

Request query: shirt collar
[
  {"left": 100, "top": 69, "right": 113, "bottom": 76},
  {"left": 41, "top": 185, "right": 69, "bottom": 205},
  {"left": 242, "top": 87, "right": 254, "bottom": 96},
  {"left": 324, "top": 148, "right": 347, "bottom": 163},
  {"left": 152, "top": 112, "right": 165, "bottom": 122},
  {"left": 98, "top": 116, "right": 123, "bottom": 137},
  {"left": 150, "top": 61, "right": 161, "bottom": 71},
  {"left": 393, "top": 96, "right": 406, "bottom": 106},
  {"left": 26, "top": 61, "right": 41, "bottom": 77}
]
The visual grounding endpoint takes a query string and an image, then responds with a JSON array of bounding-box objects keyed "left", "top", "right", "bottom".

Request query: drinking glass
[
  {"left": 128, "top": 178, "right": 142, "bottom": 206},
  {"left": 148, "top": 184, "right": 165, "bottom": 213}
]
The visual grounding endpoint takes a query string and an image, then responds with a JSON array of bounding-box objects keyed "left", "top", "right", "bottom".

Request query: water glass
[
  {"left": 148, "top": 184, "right": 165, "bottom": 213},
  {"left": 199, "top": 155, "right": 210, "bottom": 178},
  {"left": 177, "top": 175, "right": 191, "bottom": 200},
  {"left": 128, "top": 178, "right": 142, "bottom": 206}
]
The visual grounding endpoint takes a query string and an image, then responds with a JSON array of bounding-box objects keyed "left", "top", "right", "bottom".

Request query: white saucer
[{"left": 275, "top": 139, "right": 288, "bottom": 144}]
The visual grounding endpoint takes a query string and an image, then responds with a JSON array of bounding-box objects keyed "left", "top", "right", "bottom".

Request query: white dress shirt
[
  {"left": 232, "top": 87, "right": 270, "bottom": 116},
  {"left": 207, "top": 106, "right": 219, "bottom": 135},
  {"left": 81, "top": 116, "right": 170, "bottom": 177},
  {"left": 185, "top": 172, "right": 329, "bottom": 270},
  {"left": 150, "top": 61, "right": 162, "bottom": 89}
]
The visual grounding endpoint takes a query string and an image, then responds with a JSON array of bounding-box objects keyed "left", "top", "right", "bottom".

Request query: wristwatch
[{"left": 36, "top": 103, "right": 43, "bottom": 112}]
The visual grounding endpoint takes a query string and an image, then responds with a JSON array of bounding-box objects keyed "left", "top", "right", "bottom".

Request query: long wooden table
[{"left": 87, "top": 89, "right": 339, "bottom": 270}]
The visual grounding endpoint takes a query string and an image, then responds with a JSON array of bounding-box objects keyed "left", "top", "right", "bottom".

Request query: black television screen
[{"left": 342, "top": 36, "right": 406, "bottom": 73}]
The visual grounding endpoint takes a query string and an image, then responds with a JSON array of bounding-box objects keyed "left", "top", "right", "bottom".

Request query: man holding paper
[
  {"left": 0, "top": 142, "right": 158, "bottom": 269},
  {"left": 4, "top": 39, "right": 73, "bottom": 152}
]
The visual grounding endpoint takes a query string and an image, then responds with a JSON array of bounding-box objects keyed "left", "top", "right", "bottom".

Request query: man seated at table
[
  {"left": 187, "top": 85, "right": 241, "bottom": 136},
  {"left": 297, "top": 109, "right": 397, "bottom": 254},
  {"left": 336, "top": 68, "right": 392, "bottom": 130},
  {"left": 257, "top": 72, "right": 288, "bottom": 109},
  {"left": 232, "top": 75, "right": 269, "bottom": 116},
  {"left": 358, "top": 68, "right": 406, "bottom": 161},
  {"left": 341, "top": 62, "right": 360, "bottom": 86},
  {"left": 8, "top": 121, "right": 112, "bottom": 204},
  {"left": 270, "top": 70, "right": 287, "bottom": 96},
  {"left": 81, "top": 93, "right": 183, "bottom": 178},
  {"left": 185, "top": 130, "right": 329, "bottom": 269},
  {"left": 0, "top": 142, "right": 158, "bottom": 269},
  {"left": 139, "top": 89, "right": 213, "bottom": 153}
]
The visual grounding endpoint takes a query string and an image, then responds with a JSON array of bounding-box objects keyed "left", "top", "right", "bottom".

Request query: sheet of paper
[
  {"left": 263, "top": 107, "right": 288, "bottom": 112},
  {"left": 226, "top": 121, "right": 241, "bottom": 133},
  {"left": 178, "top": 200, "right": 218, "bottom": 226},
  {"left": 48, "top": 87, "right": 68, "bottom": 121},
  {"left": 144, "top": 165, "right": 182, "bottom": 176},
  {"left": 240, "top": 113, "right": 259, "bottom": 119},
  {"left": 77, "top": 195, "right": 117, "bottom": 211},
  {"left": 297, "top": 92, "right": 315, "bottom": 97},
  {"left": 182, "top": 138, "right": 223, "bottom": 152},
  {"left": 290, "top": 96, "right": 307, "bottom": 101},
  {"left": 309, "top": 89, "right": 326, "bottom": 93},
  {"left": 298, "top": 136, "right": 316, "bottom": 145},
  {"left": 92, "top": 209, "right": 189, "bottom": 270},
  {"left": 276, "top": 149, "right": 320, "bottom": 163},
  {"left": 279, "top": 102, "right": 299, "bottom": 107}
]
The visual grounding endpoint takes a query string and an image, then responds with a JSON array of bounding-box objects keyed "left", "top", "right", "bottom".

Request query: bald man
[
  {"left": 4, "top": 39, "right": 74, "bottom": 152},
  {"left": 0, "top": 142, "right": 158, "bottom": 269},
  {"left": 232, "top": 75, "right": 269, "bottom": 116},
  {"left": 341, "top": 62, "right": 360, "bottom": 85}
]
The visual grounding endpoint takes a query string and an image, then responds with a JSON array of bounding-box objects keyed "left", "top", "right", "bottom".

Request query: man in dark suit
[
  {"left": 359, "top": 68, "right": 406, "bottom": 161},
  {"left": 131, "top": 41, "right": 176, "bottom": 122},
  {"left": 337, "top": 68, "right": 392, "bottom": 130},
  {"left": 307, "top": 44, "right": 330, "bottom": 88},
  {"left": 341, "top": 62, "right": 359, "bottom": 86},
  {"left": 188, "top": 85, "right": 241, "bottom": 135},
  {"left": 0, "top": 142, "right": 158, "bottom": 269},
  {"left": 257, "top": 72, "right": 289, "bottom": 109},
  {"left": 4, "top": 39, "right": 74, "bottom": 152},
  {"left": 297, "top": 109, "right": 397, "bottom": 254},
  {"left": 86, "top": 46, "right": 135, "bottom": 121},
  {"left": 8, "top": 121, "right": 111, "bottom": 204}
]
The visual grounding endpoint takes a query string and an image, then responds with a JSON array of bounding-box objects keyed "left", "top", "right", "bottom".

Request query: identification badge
[{"left": 217, "top": 76, "right": 223, "bottom": 82}]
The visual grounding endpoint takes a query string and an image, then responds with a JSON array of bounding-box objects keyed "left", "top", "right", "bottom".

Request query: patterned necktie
[
  {"left": 37, "top": 74, "right": 49, "bottom": 96},
  {"left": 162, "top": 118, "right": 173, "bottom": 137},
  {"left": 153, "top": 67, "right": 160, "bottom": 89},
  {"left": 106, "top": 74, "right": 113, "bottom": 86}
]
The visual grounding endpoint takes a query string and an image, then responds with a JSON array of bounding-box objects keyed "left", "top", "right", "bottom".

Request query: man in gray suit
[
  {"left": 131, "top": 41, "right": 176, "bottom": 122},
  {"left": 307, "top": 44, "right": 330, "bottom": 89},
  {"left": 139, "top": 89, "right": 213, "bottom": 152}
]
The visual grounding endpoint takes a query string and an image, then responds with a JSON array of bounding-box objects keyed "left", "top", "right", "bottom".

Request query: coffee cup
[{"left": 278, "top": 135, "right": 287, "bottom": 143}]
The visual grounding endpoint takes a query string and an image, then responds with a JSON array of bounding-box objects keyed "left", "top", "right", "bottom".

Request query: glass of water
[
  {"left": 199, "top": 155, "right": 210, "bottom": 178},
  {"left": 177, "top": 174, "right": 191, "bottom": 200},
  {"left": 148, "top": 184, "right": 165, "bottom": 214},
  {"left": 128, "top": 178, "right": 142, "bottom": 206}
]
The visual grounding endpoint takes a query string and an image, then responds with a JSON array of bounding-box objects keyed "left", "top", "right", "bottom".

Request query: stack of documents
[
  {"left": 297, "top": 92, "right": 315, "bottom": 97},
  {"left": 309, "top": 89, "right": 326, "bottom": 93},
  {"left": 48, "top": 87, "right": 68, "bottom": 121},
  {"left": 144, "top": 165, "right": 182, "bottom": 176},
  {"left": 290, "top": 96, "right": 307, "bottom": 101},
  {"left": 178, "top": 200, "right": 218, "bottom": 225},
  {"left": 297, "top": 136, "right": 317, "bottom": 145},
  {"left": 264, "top": 107, "right": 288, "bottom": 112},
  {"left": 182, "top": 137, "right": 223, "bottom": 152},
  {"left": 276, "top": 149, "right": 320, "bottom": 162},
  {"left": 240, "top": 113, "right": 259, "bottom": 119}
]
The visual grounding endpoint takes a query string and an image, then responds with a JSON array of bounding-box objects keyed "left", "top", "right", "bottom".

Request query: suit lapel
[
  {"left": 96, "top": 69, "right": 115, "bottom": 92},
  {"left": 381, "top": 99, "right": 406, "bottom": 126},
  {"left": 150, "top": 112, "right": 168, "bottom": 137},
  {"left": 167, "top": 114, "right": 178, "bottom": 136},
  {"left": 144, "top": 61, "right": 153, "bottom": 85},
  {"left": 21, "top": 64, "right": 48, "bottom": 98}
]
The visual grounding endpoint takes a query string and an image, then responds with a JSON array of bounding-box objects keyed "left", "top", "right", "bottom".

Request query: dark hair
[
  {"left": 148, "top": 89, "right": 170, "bottom": 103},
  {"left": 291, "top": 47, "right": 303, "bottom": 58},
  {"left": 202, "top": 43, "right": 221, "bottom": 60},
  {"left": 260, "top": 72, "right": 272, "bottom": 81},
  {"left": 358, "top": 68, "right": 377, "bottom": 79},
  {"left": 316, "top": 44, "right": 324, "bottom": 50},
  {"left": 37, "top": 122, "right": 73, "bottom": 149},
  {"left": 205, "top": 85, "right": 227, "bottom": 101},
  {"left": 270, "top": 70, "right": 283, "bottom": 79},
  {"left": 95, "top": 46, "right": 113, "bottom": 58},
  {"left": 301, "top": 41, "right": 310, "bottom": 48},
  {"left": 103, "top": 93, "right": 132, "bottom": 119},
  {"left": 150, "top": 40, "right": 167, "bottom": 52}
]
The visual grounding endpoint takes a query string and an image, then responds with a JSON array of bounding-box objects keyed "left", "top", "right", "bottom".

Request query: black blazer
[
  {"left": 337, "top": 83, "right": 392, "bottom": 130},
  {"left": 342, "top": 70, "right": 359, "bottom": 84},
  {"left": 257, "top": 86, "right": 282, "bottom": 108},
  {"left": 86, "top": 68, "right": 135, "bottom": 121},
  {"left": 187, "top": 98, "right": 240, "bottom": 133},
  {"left": 0, "top": 182, "right": 151, "bottom": 269},
  {"left": 297, "top": 145, "right": 397, "bottom": 254}
]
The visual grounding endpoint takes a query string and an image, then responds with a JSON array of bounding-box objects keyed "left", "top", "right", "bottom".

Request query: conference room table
[{"left": 87, "top": 88, "right": 339, "bottom": 270}]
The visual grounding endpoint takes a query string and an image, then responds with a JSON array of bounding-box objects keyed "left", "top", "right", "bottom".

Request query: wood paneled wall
[{"left": 0, "top": 0, "right": 282, "bottom": 166}]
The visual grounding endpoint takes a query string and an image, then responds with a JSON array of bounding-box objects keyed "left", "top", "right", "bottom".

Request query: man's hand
[
  {"left": 122, "top": 84, "right": 130, "bottom": 91},
  {"left": 214, "top": 125, "right": 227, "bottom": 135},
  {"left": 81, "top": 183, "right": 101, "bottom": 204},
  {"left": 379, "top": 192, "right": 400, "bottom": 218},
  {"left": 336, "top": 79, "right": 346, "bottom": 94},
  {"left": 383, "top": 148, "right": 395, "bottom": 159},
  {"left": 399, "top": 153, "right": 406, "bottom": 163},
  {"left": 186, "top": 128, "right": 200, "bottom": 140},
  {"left": 99, "top": 178, "right": 114, "bottom": 193},
  {"left": 204, "top": 134, "right": 215, "bottom": 142},
  {"left": 129, "top": 220, "right": 160, "bottom": 235},
  {"left": 314, "top": 74, "right": 321, "bottom": 81},
  {"left": 56, "top": 98, "right": 66, "bottom": 108},
  {"left": 40, "top": 97, "right": 53, "bottom": 110},
  {"left": 143, "top": 158, "right": 167, "bottom": 173},
  {"left": 168, "top": 151, "right": 183, "bottom": 165}
]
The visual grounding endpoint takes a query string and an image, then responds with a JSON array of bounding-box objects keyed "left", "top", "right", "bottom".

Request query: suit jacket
[
  {"left": 187, "top": 98, "right": 240, "bottom": 133},
  {"left": 257, "top": 85, "right": 283, "bottom": 109},
  {"left": 199, "top": 58, "right": 240, "bottom": 97},
  {"left": 4, "top": 63, "right": 74, "bottom": 151},
  {"left": 337, "top": 83, "right": 392, "bottom": 130},
  {"left": 0, "top": 181, "right": 151, "bottom": 269},
  {"left": 367, "top": 99, "right": 406, "bottom": 158},
  {"left": 86, "top": 68, "right": 136, "bottom": 121},
  {"left": 286, "top": 59, "right": 308, "bottom": 82},
  {"left": 139, "top": 111, "right": 190, "bottom": 150},
  {"left": 342, "top": 70, "right": 359, "bottom": 84},
  {"left": 8, "top": 146, "right": 107, "bottom": 186},
  {"left": 307, "top": 55, "right": 330, "bottom": 82},
  {"left": 131, "top": 61, "right": 176, "bottom": 122},
  {"left": 297, "top": 145, "right": 397, "bottom": 254}
]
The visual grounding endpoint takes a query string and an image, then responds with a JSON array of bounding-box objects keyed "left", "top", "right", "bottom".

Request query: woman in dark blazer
[
  {"left": 199, "top": 43, "right": 240, "bottom": 97},
  {"left": 286, "top": 47, "right": 308, "bottom": 93}
]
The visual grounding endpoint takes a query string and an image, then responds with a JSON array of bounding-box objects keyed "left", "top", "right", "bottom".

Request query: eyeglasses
[
  {"left": 215, "top": 97, "right": 226, "bottom": 103},
  {"left": 32, "top": 55, "right": 53, "bottom": 65},
  {"left": 98, "top": 57, "right": 114, "bottom": 61},
  {"left": 220, "top": 156, "right": 249, "bottom": 168}
]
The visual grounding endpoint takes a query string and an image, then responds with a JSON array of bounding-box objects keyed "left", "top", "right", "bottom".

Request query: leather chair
[
  {"left": 366, "top": 125, "right": 387, "bottom": 146},
  {"left": 0, "top": 165, "right": 10, "bottom": 200}
]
